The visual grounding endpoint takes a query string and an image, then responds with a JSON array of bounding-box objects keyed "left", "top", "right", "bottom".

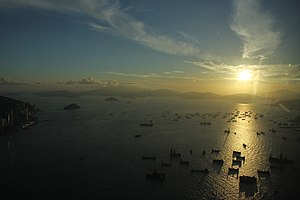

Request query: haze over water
[{"left": 1, "top": 95, "right": 299, "bottom": 199}]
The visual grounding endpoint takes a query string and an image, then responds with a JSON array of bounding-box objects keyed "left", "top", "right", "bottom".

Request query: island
[
  {"left": 64, "top": 103, "right": 80, "bottom": 110},
  {"left": 105, "top": 97, "right": 118, "bottom": 101},
  {"left": 0, "top": 95, "right": 39, "bottom": 133}
]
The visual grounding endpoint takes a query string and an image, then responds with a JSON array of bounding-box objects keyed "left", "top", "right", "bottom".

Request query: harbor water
[{"left": 0, "top": 96, "right": 299, "bottom": 199}]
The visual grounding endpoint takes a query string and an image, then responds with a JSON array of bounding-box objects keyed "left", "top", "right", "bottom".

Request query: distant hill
[
  {"left": 135, "top": 89, "right": 179, "bottom": 97},
  {"left": 180, "top": 92, "right": 220, "bottom": 99},
  {"left": 79, "top": 86, "right": 146, "bottom": 97},
  {"left": 223, "top": 94, "right": 265, "bottom": 101},
  {"left": 34, "top": 86, "right": 297, "bottom": 103},
  {"left": 36, "top": 90, "right": 80, "bottom": 98}
]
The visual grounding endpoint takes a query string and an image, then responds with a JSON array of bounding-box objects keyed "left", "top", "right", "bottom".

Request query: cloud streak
[
  {"left": 0, "top": 0, "right": 209, "bottom": 59},
  {"left": 58, "top": 77, "right": 118, "bottom": 86},
  {"left": 0, "top": 77, "right": 28, "bottom": 85},
  {"left": 230, "top": 0, "right": 281, "bottom": 59}
]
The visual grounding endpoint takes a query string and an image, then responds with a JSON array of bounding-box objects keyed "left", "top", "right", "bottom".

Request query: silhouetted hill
[
  {"left": 34, "top": 86, "right": 296, "bottom": 103},
  {"left": 79, "top": 86, "right": 146, "bottom": 97},
  {"left": 223, "top": 94, "right": 265, "bottom": 101},
  {"left": 36, "top": 90, "right": 80, "bottom": 98},
  {"left": 180, "top": 92, "right": 220, "bottom": 99},
  {"left": 64, "top": 103, "right": 80, "bottom": 110},
  {"left": 136, "top": 89, "right": 179, "bottom": 97}
]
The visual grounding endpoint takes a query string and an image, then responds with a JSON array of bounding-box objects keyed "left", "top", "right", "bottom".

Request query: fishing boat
[
  {"left": 142, "top": 156, "right": 156, "bottom": 160},
  {"left": 239, "top": 175, "right": 257, "bottom": 184},
  {"left": 179, "top": 159, "right": 189, "bottom": 165},
  {"left": 161, "top": 162, "right": 171, "bottom": 167},
  {"left": 170, "top": 148, "right": 181, "bottom": 158},
  {"left": 228, "top": 167, "right": 239, "bottom": 174},
  {"left": 212, "top": 159, "right": 224, "bottom": 165},
  {"left": 211, "top": 149, "right": 220, "bottom": 153},
  {"left": 233, "top": 151, "right": 241, "bottom": 157},
  {"left": 146, "top": 169, "right": 165, "bottom": 181},
  {"left": 232, "top": 159, "right": 242, "bottom": 166},
  {"left": 140, "top": 120, "right": 153, "bottom": 126}
]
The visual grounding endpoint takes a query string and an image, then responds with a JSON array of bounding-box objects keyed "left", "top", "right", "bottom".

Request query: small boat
[
  {"left": 211, "top": 149, "right": 220, "bottom": 153},
  {"left": 224, "top": 128, "right": 230, "bottom": 133},
  {"left": 142, "top": 156, "right": 156, "bottom": 160},
  {"left": 233, "top": 151, "right": 241, "bottom": 157},
  {"left": 161, "top": 162, "right": 171, "bottom": 167},
  {"left": 146, "top": 169, "right": 165, "bottom": 181},
  {"left": 180, "top": 159, "right": 189, "bottom": 165},
  {"left": 170, "top": 148, "right": 181, "bottom": 158},
  {"left": 191, "top": 168, "right": 209, "bottom": 174},
  {"left": 228, "top": 167, "right": 239, "bottom": 174},
  {"left": 236, "top": 156, "right": 245, "bottom": 161},
  {"left": 140, "top": 120, "right": 153, "bottom": 127},
  {"left": 212, "top": 159, "right": 224, "bottom": 165},
  {"left": 239, "top": 175, "right": 257, "bottom": 184},
  {"left": 232, "top": 159, "right": 242, "bottom": 166},
  {"left": 200, "top": 122, "right": 211, "bottom": 125}
]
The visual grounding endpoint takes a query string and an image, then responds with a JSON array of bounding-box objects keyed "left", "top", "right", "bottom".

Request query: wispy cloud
[
  {"left": 0, "top": 0, "right": 210, "bottom": 59},
  {"left": 58, "top": 77, "right": 118, "bottom": 86},
  {"left": 0, "top": 77, "right": 28, "bottom": 85},
  {"left": 184, "top": 60, "right": 233, "bottom": 73},
  {"left": 105, "top": 71, "right": 195, "bottom": 80},
  {"left": 230, "top": 0, "right": 281, "bottom": 59},
  {"left": 185, "top": 60, "right": 300, "bottom": 82}
]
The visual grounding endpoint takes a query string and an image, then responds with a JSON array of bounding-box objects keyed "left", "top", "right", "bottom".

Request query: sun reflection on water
[{"left": 221, "top": 103, "right": 268, "bottom": 198}]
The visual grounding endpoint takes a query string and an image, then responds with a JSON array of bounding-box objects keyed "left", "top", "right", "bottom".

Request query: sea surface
[{"left": 0, "top": 95, "right": 299, "bottom": 200}]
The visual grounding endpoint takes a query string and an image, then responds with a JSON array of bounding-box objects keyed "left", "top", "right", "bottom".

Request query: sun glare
[{"left": 238, "top": 70, "right": 252, "bottom": 81}]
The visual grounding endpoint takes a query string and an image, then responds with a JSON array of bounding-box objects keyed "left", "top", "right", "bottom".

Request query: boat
[
  {"left": 161, "top": 162, "right": 171, "bottom": 167},
  {"left": 224, "top": 128, "right": 230, "bottom": 133},
  {"left": 235, "top": 156, "right": 245, "bottom": 161},
  {"left": 179, "top": 159, "right": 189, "bottom": 165},
  {"left": 212, "top": 159, "right": 224, "bottom": 165},
  {"left": 228, "top": 167, "right": 239, "bottom": 174},
  {"left": 146, "top": 169, "right": 165, "bottom": 181},
  {"left": 170, "top": 148, "right": 181, "bottom": 158},
  {"left": 134, "top": 134, "right": 141, "bottom": 138},
  {"left": 142, "top": 156, "right": 156, "bottom": 160},
  {"left": 239, "top": 175, "right": 257, "bottom": 184},
  {"left": 232, "top": 151, "right": 241, "bottom": 157},
  {"left": 200, "top": 122, "right": 211, "bottom": 125},
  {"left": 211, "top": 149, "right": 220, "bottom": 153},
  {"left": 191, "top": 168, "right": 209, "bottom": 174},
  {"left": 232, "top": 159, "right": 242, "bottom": 166},
  {"left": 140, "top": 120, "right": 153, "bottom": 127}
]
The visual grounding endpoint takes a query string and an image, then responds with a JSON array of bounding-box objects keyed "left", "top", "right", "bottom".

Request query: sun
[{"left": 238, "top": 70, "right": 252, "bottom": 81}]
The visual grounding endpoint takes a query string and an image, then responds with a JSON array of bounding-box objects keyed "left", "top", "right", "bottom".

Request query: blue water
[{"left": 0, "top": 96, "right": 299, "bottom": 199}]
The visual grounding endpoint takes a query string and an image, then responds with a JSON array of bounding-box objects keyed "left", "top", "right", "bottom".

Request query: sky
[{"left": 0, "top": 0, "right": 300, "bottom": 94}]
